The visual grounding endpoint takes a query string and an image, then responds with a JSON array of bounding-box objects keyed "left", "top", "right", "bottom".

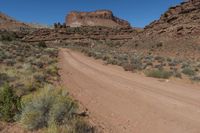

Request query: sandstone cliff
[
  {"left": 0, "top": 12, "right": 32, "bottom": 31},
  {"left": 66, "top": 10, "right": 131, "bottom": 28}
]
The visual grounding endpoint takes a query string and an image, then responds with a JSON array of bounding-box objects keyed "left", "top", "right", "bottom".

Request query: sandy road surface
[{"left": 59, "top": 49, "right": 200, "bottom": 133}]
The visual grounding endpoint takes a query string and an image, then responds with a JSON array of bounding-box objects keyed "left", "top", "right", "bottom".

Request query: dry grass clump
[
  {"left": 20, "top": 86, "right": 77, "bottom": 130},
  {"left": 145, "top": 69, "right": 172, "bottom": 79}
]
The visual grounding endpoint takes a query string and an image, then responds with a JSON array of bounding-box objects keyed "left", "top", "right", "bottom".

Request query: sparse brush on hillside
[
  {"left": 0, "top": 31, "right": 18, "bottom": 42},
  {"left": 0, "top": 40, "right": 94, "bottom": 132},
  {"left": 65, "top": 41, "right": 200, "bottom": 81},
  {"left": 145, "top": 69, "right": 172, "bottom": 79}
]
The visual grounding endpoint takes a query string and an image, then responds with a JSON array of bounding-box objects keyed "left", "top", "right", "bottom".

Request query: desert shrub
[
  {"left": 0, "top": 31, "right": 18, "bottom": 42},
  {"left": 197, "top": 63, "right": 200, "bottom": 68},
  {"left": 0, "top": 73, "right": 10, "bottom": 87},
  {"left": 106, "top": 58, "right": 119, "bottom": 65},
  {"left": 166, "top": 57, "right": 172, "bottom": 62},
  {"left": 106, "top": 40, "right": 116, "bottom": 47},
  {"left": 37, "top": 41, "right": 47, "bottom": 48},
  {"left": 4, "top": 59, "right": 16, "bottom": 66},
  {"left": 173, "top": 71, "right": 182, "bottom": 78},
  {"left": 45, "top": 120, "right": 95, "bottom": 133},
  {"left": 33, "top": 73, "right": 47, "bottom": 83},
  {"left": 86, "top": 51, "right": 93, "bottom": 57},
  {"left": 181, "top": 62, "right": 190, "bottom": 69},
  {"left": 130, "top": 55, "right": 143, "bottom": 70},
  {"left": 1, "top": 34, "right": 12, "bottom": 41},
  {"left": 117, "top": 54, "right": 128, "bottom": 61},
  {"left": 123, "top": 64, "right": 135, "bottom": 71},
  {"left": 102, "top": 54, "right": 111, "bottom": 61},
  {"left": 14, "top": 83, "right": 32, "bottom": 97},
  {"left": 44, "top": 48, "right": 58, "bottom": 58},
  {"left": 32, "top": 59, "right": 45, "bottom": 68},
  {"left": 20, "top": 86, "right": 78, "bottom": 130},
  {"left": 0, "top": 84, "right": 21, "bottom": 122},
  {"left": 154, "top": 64, "right": 164, "bottom": 69},
  {"left": 191, "top": 75, "right": 200, "bottom": 82},
  {"left": 93, "top": 52, "right": 103, "bottom": 59},
  {"left": 145, "top": 69, "right": 172, "bottom": 79},
  {"left": 14, "top": 78, "right": 40, "bottom": 97},
  {"left": 72, "top": 120, "right": 95, "bottom": 133},
  {"left": 168, "top": 59, "right": 182, "bottom": 67},
  {"left": 154, "top": 56, "right": 161, "bottom": 61},
  {"left": 182, "top": 67, "right": 196, "bottom": 76},
  {"left": 46, "top": 65, "right": 59, "bottom": 77}
]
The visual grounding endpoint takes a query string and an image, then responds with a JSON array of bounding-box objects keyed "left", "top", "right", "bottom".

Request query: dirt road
[{"left": 59, "top": 49, "right": 200, "bottom": 133}]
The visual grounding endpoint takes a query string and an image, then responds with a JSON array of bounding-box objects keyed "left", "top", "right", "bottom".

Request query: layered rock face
[
  {"left": 23, "top": 26, "right": 135, "bottom": 42},
  {"left": 123, "top": 0, "right": 200, "bottom": 59},
  {"left": 0, "top": 12, "right": 31, "bottom": 31},
  {"left": 144, "top": 0, "right": 200, "bottom": 36},
  {"left": 66, "top": 10, "right": 131, "bottom": 28},
  {"left": 23, "top": 0, "right": 200, "bottom": 59}
]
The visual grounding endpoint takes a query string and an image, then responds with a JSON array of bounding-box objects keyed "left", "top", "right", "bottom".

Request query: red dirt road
[{"left": 59, "top": 49, "right": 200, "bottom": 133}]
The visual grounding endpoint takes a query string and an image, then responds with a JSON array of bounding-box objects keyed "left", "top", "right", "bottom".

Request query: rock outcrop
[
  {"left": 123, "top": 0, "right": 200, "bottom": 59},
  {"left": 66, "top": 10, "right": 131, "bottom": 28},
  {"left": 23, "top": 26, "right": 136, "bottom": 42},
  {"left": 23, "top": 0, "right": 200, "bottom": 59},
  {"left": 0, "top": 12, "right": 32, "bottom": 31},
  {"left": 144, "top": 0, "right": 200, "bottom": 36}
]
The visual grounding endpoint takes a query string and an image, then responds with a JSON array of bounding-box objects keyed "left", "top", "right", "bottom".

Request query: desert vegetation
[
  {"left": 0, "top": 33, "right": 95, "bottom": 133},
  {"left": 65, "top": 40, "right": 200, "bottom": 81}
]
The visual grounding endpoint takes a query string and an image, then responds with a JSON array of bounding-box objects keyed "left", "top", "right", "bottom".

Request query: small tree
[
  {"left": 0, "top": 84, "right": 21, "bottom": 122},
  {"left": 63, "top": 23, "right": 66, "bottom": 28},
  {"left": 57, "top": 22, "right": 62, "bottom": 28},
  {"left": 54, "top": 23, "right": 58, "bottom": 29}
]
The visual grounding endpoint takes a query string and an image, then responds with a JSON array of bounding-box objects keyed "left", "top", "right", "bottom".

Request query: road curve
[{"left": 59, "top": 49, "right": 200, "bottom": 133}]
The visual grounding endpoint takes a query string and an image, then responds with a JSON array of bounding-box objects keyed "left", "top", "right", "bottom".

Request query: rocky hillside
[
  {"left": 23, "top": 0, "right": 200, "bottom": 59},
  {"left": 66, "top": 10, "right": 131, "bottom": 28},
  {"left": 123, "top": 0, "right": 200, "bottom": 60},
  {"left": 23, "top": 26, "right": 135, "bottom": 43},
  {"left": 0, "top": 12, "right": 32, "bottom": 31},
  {"left": 144, "top": 0, "right": 200, "bottom": 36}
]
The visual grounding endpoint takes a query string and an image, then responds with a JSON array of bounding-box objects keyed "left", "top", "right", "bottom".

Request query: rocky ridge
[
  {"left": 123, "top": 0, "right": 200, "bottom": 59},
  {"left": 66, "top": 10, "right": 131, "bottom": 28},
  {"left": 23, "top": 0, "right": 200, "bottom": 59},
  {"left": 0, "top": 12, "right": 32, "bottom": 31},
  {"left": 23, "top": 26, "right": 135, "bottom": 43}
]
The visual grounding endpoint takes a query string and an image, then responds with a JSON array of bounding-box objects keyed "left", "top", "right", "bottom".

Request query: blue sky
[{"left": 0, "top": 0, "right": 183, "bottom": 27}]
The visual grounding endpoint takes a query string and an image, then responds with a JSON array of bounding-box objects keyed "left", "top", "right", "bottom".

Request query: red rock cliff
[{"left": 66, "top": 10, "right": 131, "bottom": 28}]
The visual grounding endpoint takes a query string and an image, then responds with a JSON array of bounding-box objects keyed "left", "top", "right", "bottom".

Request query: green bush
[
  {"left": 130, "top": 55, "right": 143, "bottom": 70},
  {"left": 0, "top": 31, "right": 17, "bottom": 41},
  {"left": 145, "top": 69, "right": 172, "bottom": 79},
  {"left": 0, "top": 84, "right": 21, "bottom": 122},
  {"left": 1, "top": 34, "right": 12, "bottom": 41},
  {"left": 20, "top": 86, "right": 78, "bottom": 130},
  {"left": 123, "top": 64, "right": 135, "bottom": 72},
  {"left": 191, "top": 75, "right": 200, "bottom": 82},
  {"left": 45, "top": 120, "right": 95, "bottom": 133},
  {"left": 73, "top": 120, "right": 95, "bottom": 133},
  {"left": 0, "top": 73, "right": 10, "bottom": 87},
  {"left": 173, "top": 71, "right": 182, "bottom": 78},
  {"left": 182, "top": 67, "right": 196, "bottom": 76},
  {"left": 37, "top": 41, "right": 47, "bottom": 48},
  {"left": 46, "top": 65, "right": 59, "bottom": 77}
]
